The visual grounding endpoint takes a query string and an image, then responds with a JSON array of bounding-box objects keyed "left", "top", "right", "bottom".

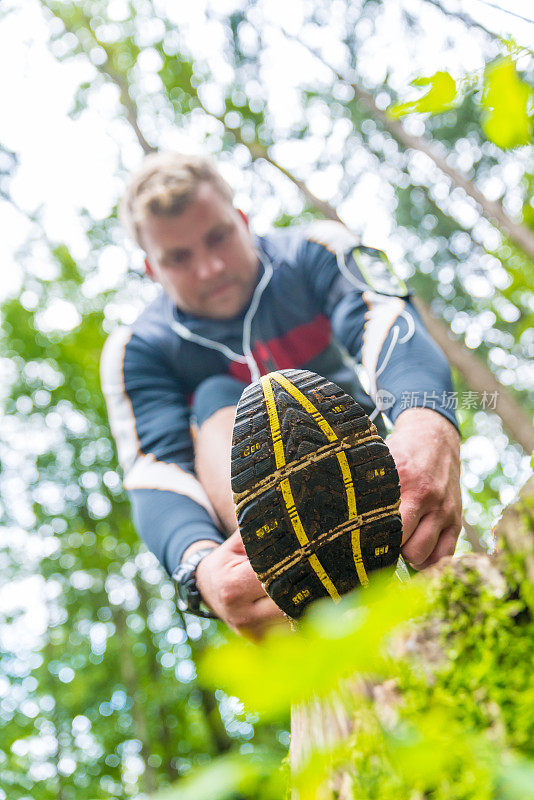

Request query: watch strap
[{"left": 173, "top": 546, "right": 218, "bottom": 619}]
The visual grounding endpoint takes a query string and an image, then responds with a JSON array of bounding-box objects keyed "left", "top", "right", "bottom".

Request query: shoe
[{"left": 230, "top": 369, "right": 402, "bottom": 618}]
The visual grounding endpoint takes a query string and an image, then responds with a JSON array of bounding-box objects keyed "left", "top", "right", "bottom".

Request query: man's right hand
[{"left": 195, "top": 531, "right": 287, "bottom": 639}]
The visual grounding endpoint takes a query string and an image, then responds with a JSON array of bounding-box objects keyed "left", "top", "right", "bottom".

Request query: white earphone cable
[{"left": 335, "top": 249, "right": 415, "bottom": 422}]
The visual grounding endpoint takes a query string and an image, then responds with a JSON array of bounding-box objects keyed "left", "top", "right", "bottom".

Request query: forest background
[{"left": 0, "top": 0, "right": 533, "bottom": 798}]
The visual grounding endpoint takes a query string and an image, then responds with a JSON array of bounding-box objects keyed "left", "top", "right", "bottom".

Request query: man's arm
[
  {"left": 300, "top": 222, "right": 462, "bottom": 568},
  {"left": 100, "top": 326, "right": 225, "bottom": 577},
  {"left": 101, "top": 331, "right": 284, "bottom": 636}
]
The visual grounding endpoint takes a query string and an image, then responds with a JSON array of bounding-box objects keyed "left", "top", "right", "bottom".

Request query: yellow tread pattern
[
  {"left": 260, "top": 375, "right": 341, "bottom": 601},
  {"left": 269, "top": 371, "right": 368, "bottom": 587}
]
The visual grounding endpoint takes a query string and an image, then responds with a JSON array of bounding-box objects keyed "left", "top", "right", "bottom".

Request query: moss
[{"left": 348, "top": 535, "right": 534, "bottom": 799}]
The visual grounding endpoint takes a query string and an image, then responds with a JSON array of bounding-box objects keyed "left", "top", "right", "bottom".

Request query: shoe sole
[{"left": 231, "top": 369, "right": 402, "bottom": 618}]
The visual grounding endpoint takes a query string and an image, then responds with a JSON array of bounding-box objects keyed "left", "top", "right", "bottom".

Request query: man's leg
[
  {"left": 186, "top": 375, "right": 285, "bottom": 637},
  {"left": 194, "top": 404, "right": 239, "bottom": 535}
]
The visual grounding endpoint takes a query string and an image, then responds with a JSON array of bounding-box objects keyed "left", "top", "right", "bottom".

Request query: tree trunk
[{"left": 289, "top": 476, "right": 534, "bottom": 799}]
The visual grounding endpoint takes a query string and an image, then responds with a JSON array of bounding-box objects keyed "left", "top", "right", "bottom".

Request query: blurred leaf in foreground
[
  {"left": 496, "top": 757, "right": 534, "bottom": 800},
  {"left": 386, "top": 708, "right": 494, "bottom": 796},
  {"left": 151, "top": 750, "right": 285, "bottom": 800},
  {"left": 200, "top": 575, "right": 426, "bottom": 721}
]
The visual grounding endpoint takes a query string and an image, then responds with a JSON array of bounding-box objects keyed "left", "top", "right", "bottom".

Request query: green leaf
[
  {"left": 482, "top": 57, "right": 533, "bottom": 149},
  {"left": 497, "top": 757, "right": 534, "bottom": 800},
  {"left": 386, "top": 709, "right": 491, "bottom": 786},
  {"left": 200, "top": 577, "right": 426, "bottom": 721},
  {"left": 151, "top": 751, "right": 284, "bottom": 800},
  {"left": 389, "top": 71, "right": 457, "bottom": 117},
  {"left": 291, "top": 738, "right": 354, "bottom": 798}
]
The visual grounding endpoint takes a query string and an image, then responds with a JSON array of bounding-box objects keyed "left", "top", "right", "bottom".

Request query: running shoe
[{"left": 231, "top": 369, "right": 402, "bottom": 618}]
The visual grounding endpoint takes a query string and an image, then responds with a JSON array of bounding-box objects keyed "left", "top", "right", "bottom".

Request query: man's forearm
[{"left": 129, "top": 487, "right": 224, "bottom": 574}]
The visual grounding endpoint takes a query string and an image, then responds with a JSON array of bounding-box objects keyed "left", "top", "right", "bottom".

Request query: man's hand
[
  {"left": 385, "top": 407, "right": 462, "bottom": 570},
  {"left": 195, "top": 531, "right": 287, "bottom": 639}
]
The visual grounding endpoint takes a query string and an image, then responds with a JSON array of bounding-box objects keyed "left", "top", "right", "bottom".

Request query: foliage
[
  {"left": 389, "top": 52, "right": 533, "bottom": 151},
  {"left": 389, "top": 71, "right": 457, "bottom": 117},
  {"left": 169, "top": 544, "right": 534, "bottom": 799},
  {"left": 152, "top": 750, "right": 286, "bottom": 800},
  {"left": 201, "top": 576, "right": 425, "bottom": 720},
  {"left": 482, "top": 57, "right": 533, "bottom": 150},
  {"left": 0, "top": 0, "right": 533, "bottom": 797}
]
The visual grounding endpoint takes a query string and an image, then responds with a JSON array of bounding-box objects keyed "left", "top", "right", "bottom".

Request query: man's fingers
[
  {"left": 399, "top": 499, "right": 419, "bottom": 545},
  {"left": 418, "top": 524, "right": 460, "bottom": 570},
  {"left": 402, "top": 511, "right": 441, "bottom": 568},
  {"left": 235, "top": 615, "right": 288, "bottom": 642},
  {"left": 225, "top": 554, "right": 278, "bottom": 605},
  {"left": 221, "top": 569, "right": 266, "bottom": 607},
  {"left": 226, "top": 529, "right": 246, "bottom": 554},
  {"left": 233, "top": 597, "right": 288, "bottom": 641},
  {"left": 399, "top": 495, "right": 432, "bottom": 545},
  {"left": 252, "top": 594, "right": 286, "bottom": 620}
]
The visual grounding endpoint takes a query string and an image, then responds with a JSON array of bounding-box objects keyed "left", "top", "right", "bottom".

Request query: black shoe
[{"left": 230, "top": 369, "right": 402, "bottom": 618}]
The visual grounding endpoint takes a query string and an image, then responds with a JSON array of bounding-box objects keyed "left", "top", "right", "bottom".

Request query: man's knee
[
  {"left": 192, "top": 376, "right": 246, "bottom": 534},
  {"left": 192, "top": 375, "right": 247, "bottom": 431}
]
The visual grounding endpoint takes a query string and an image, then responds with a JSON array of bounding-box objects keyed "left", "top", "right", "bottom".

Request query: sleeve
[
  {"left": 298, "top": 221, "right": 459, "bottom": 431},
  {"left": 100, "top": 327, "right": 225, "bottom": 576}
]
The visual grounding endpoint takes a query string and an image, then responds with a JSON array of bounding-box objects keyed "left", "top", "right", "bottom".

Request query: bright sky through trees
[{"left": 1, "top": 0, "right": 532, "bottom": 303}]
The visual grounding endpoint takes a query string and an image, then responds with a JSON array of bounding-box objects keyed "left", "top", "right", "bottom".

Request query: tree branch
[
  {"left": 284, "top": 32, "right": 534, "bottom": 262},
  {"left": 472, "top": 0, "right": 534, "bottom": 27},
  {"left": 422, "top": 0, "right": 503, "bottom": 40},
  {"left": 40, "top": 1, "right": 156, "bottom": 156}
]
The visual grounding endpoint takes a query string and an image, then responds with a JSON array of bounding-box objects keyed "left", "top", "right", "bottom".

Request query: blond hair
[{"left": 120, "top": 152, "right": 234, "bottom": 248}]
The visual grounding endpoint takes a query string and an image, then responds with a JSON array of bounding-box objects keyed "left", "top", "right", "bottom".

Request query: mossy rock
[{"left": 345, "top": 478, "right": 534, "bottom": 800}]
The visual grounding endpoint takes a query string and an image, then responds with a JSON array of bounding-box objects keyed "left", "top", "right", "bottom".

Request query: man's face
[{"left": 140, "top": 182, "right": 259, "bottom": 319}]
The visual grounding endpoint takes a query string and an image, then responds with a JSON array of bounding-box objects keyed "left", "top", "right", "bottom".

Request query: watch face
[{"left": 182, "top": 573, "right": 200, "bottom": 608}]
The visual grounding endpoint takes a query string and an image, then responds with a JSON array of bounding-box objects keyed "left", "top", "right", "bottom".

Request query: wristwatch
[{"left": 173, "top": 547, "right": 218, "bottom": 619}]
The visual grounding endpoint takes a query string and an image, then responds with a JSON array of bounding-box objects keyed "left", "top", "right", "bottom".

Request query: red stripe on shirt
[{"left": 228, "top": 314, "right": 331, "bottom": 382}]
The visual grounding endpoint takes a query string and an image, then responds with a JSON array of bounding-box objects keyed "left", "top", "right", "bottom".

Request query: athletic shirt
[{"left": 101, "top": 221, "right": 458, "bottom": 575}]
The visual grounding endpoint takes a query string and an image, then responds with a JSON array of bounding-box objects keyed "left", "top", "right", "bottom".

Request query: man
[{"left": 101, "top": 152, "right": 462, "bottom": 638}]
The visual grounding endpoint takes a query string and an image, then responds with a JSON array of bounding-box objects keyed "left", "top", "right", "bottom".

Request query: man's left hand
[{"left": 385, "top": 407, "right": 462, "bottom": 570}]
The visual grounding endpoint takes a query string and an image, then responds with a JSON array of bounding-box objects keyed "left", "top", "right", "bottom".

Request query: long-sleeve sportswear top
[{"left": 101, "top": 221, "right": 458, "bottom": 577}]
